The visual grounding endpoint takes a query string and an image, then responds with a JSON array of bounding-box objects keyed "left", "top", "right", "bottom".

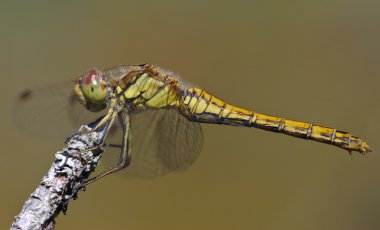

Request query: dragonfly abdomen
[{"left": 182, "top": 88, "right": 371, "bottom": 154}]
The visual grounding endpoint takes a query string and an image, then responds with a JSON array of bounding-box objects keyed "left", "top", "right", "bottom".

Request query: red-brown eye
[
  {"left": 79, "top": 68, "right": 108, "bottom": 110},
  {"left": 83, "top": 68, "right": 98, "bottom": 85}
]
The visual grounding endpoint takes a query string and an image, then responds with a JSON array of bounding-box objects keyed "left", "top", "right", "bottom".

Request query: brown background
[{"left": 0, "top": 1, "right": 379, "bottom": 229}]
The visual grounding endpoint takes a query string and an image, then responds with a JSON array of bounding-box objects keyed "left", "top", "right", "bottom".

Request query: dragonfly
[{"left": 15, "top": 63, "right": 371, "bottom": 182}]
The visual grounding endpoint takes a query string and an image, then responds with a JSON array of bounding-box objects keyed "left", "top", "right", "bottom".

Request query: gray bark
[{"left": 11, "top": 124, "right": 106, "bottom": 230}]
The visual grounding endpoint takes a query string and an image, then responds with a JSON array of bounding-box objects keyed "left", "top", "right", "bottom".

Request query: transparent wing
[
  {"left": 117, "top": 108, "right": 204, "bottom": 178},
  {"left": 14, "top": 81, "right": 203, "bottom": 178},
  {"left": 13, "top": 82, "right": 105, "bottom": 139}
]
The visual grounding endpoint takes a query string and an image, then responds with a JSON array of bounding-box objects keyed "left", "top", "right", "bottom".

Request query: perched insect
[{"left": 15, "top": 64, "right": 371, "bottom": 181}]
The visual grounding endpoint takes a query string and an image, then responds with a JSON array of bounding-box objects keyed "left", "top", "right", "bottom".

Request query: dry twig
[{"left": 11, "top": 124, "right": 107, "bottom": 230}]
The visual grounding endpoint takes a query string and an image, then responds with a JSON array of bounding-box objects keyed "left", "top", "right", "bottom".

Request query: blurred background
[{"left": 0, "top": 0, "right": 379, "bottom": 229}]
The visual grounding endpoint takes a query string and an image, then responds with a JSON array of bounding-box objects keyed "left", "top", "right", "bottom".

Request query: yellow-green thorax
[{"left": 115, "top": 66, "right": 181, "bottom": 110}]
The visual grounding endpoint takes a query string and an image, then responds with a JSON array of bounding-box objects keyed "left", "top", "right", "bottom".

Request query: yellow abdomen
[{"left": 181, "top": 88, "right": 371, "bottom": 154}]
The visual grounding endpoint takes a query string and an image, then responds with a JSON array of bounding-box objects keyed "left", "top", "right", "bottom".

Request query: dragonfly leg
[
  {"left": 77, "top": 108, "right": 115, "bottom": 137},
  {"left": 83, "top": 114, "right": 131, "bottom": 186},
  {"left": 68, "top": 111, "right": 118, "bottom": 157},
  {"left": 88, "top": 112, "right": 125, "bottom": 148},
  {"left": 118, "top": 112, "right": 126, "bottom": 133},
  {"left": 90, "top": 108, "right": 115, "bottom": 131},
  {"left": 61, "top": 114, "right": 129, "bottom": 208},
  {"left": 65, "top": 111, "right": 116, "bottom": 146}
]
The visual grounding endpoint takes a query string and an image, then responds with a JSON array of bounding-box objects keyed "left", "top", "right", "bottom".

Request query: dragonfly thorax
[
  {"left": 74, "top": 68, "right": 110, "bottom": 112},
  {"left": 115, "top": 64, "right": 182, "bottom": 110}
]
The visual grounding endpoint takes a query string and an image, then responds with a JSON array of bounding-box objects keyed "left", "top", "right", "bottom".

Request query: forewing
[
  {"left": 13, "top": 82, "right": 105, "bottom": 139},
  {"left": 122, "top": 108, "right": 204, "bottom": 178}
]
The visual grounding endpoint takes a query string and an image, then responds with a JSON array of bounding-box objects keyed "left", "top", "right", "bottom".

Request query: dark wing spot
[{"left": 18, "top": 89, "right": 33, "bottom": 102}]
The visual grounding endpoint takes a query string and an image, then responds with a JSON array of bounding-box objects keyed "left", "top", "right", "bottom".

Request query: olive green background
[{"left": 0, "top": 1, "right": 379, "bottom": 229}]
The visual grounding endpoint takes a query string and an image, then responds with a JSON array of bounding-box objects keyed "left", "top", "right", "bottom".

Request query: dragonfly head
[{"left": 74, "top": 68, "right": 109, "bottom": 112}]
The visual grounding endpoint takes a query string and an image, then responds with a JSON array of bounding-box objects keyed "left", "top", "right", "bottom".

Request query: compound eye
[
  {"left": 81, "top": 68, "right": 107, "bottom": 105},
  {"left": 83, "top": 68, "right": 100, "bottom": 86}
]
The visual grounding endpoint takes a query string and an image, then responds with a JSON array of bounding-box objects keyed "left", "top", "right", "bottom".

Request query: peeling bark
[{"left": 11, "top": 124, "right": 106, "bottom": 230}]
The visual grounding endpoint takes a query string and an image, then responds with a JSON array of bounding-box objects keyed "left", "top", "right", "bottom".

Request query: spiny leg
[
  {"left": 62, "top": 112, "right": 123, "bottom": 210},
  {"left": 98, "top": 112, "right": 119, "bottom": 143},
  {"left": 83, "top": 113, "right": 131, "bottom": 186},
  {"left": 61, "top": 112, "right": 119, "bottom": 209},
  {"left": 96, "top": 113, "right": 126, "bottom": 149},
  {"left": 65, "top": 107, "right": 117, "bottom": 145},
  {"left": 80, "top": 107, "right": 115, "bottom": 135},
  {"left": 79, "top": 112, "right": 118, "bottom": 155},
  {"left": 118, "top": 112, "right": 126, "bottom": 133},
  {"left": 98, "top": 113, "right": 126, "bottom": 156}
]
